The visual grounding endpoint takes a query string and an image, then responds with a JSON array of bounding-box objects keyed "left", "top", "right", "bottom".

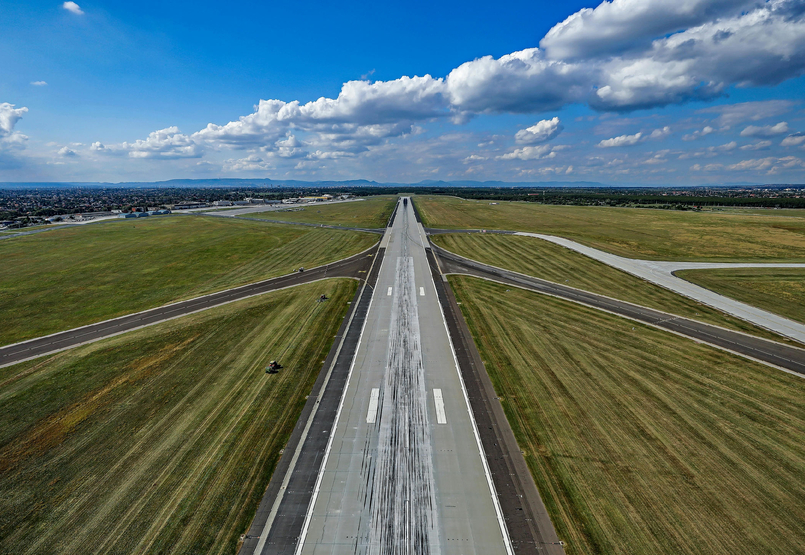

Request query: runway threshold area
[{"left": 245, "top": 198, "right": 561, "bottom": 554}]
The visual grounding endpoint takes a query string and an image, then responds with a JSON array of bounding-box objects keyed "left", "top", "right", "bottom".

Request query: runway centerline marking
[
  {"left": 387, "top": 286, "right": 393, "bottom": 296},
  {"left": 367, "top": 388, "right": 380, "bottom": 424},
  {"left": 433, "top": 389, "right": 447, "bottom": 424},
  {"left": 420, "top": 286, "right": 425, "bottom": 297}
]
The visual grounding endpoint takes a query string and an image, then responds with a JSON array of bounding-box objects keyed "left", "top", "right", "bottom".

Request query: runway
[
  {"left": 299, "top": 198, "right": 513, "bottom": 554},
  {"left": 246, "top": 198, "right": 560, "bottom": 554},
  {"left": 0, "top": 245, "right": 378, "bottom": 369}
]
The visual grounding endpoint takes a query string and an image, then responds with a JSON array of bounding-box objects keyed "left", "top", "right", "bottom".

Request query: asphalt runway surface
[
  {"left": 432, "top": 244, "right": 805, "bottom": 378},
  {"left": 245, "top": 198, "right": 564, "bottom": 555},
  {"left": 0, "top": 245, "right": 379, "bottom": 369}
]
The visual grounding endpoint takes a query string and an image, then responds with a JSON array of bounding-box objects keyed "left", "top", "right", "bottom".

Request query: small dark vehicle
[
  {"left": 403, "top": 198, "right": 408, "bottom": 206},
  {"left": 298, "top": 267, "right": 304, "bottom": 273},
  {"left": 266, "top": 360, "right": 283, "bottom": 374},
  {"left": 318, "top": 294, "right": 328, "bottom": 302}
]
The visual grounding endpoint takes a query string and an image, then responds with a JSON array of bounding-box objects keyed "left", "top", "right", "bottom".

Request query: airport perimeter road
[
  {"left": 262, "top": 198, "right": 520, "bottom": 555},
  {"left": 433, "top": 245, "right": 805, "bottom": 378},
  {"left": 0, "top": 245, "right": 378, "bottom": 368}
]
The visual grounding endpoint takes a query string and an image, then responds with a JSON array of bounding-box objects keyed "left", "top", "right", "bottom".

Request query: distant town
[
  {"left": 0, "top": 187, "right": 355, "bottom": 229},
  {"left": 1, "top": 183, "right": 804, "bottom": 230}
]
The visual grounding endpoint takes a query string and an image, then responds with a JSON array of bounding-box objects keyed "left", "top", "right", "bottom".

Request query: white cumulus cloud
[
  {"left": 498, "top": 144, "right": 555, "bottom": 160},
  {"left": 683, "top": 126, "right": 715, "bottom": 141},
  {"left": 740, "top": 140, "right": 772, "bottom": 151},
  {"left": 95, "top": 127, "right": 201, "bottom": 159},
  {"left": 597, "top": 132, "right": 643, "bottom": 148},
  {"left": 781, "top": 132, "right": 805, "bottom": 146},
  {"left": 741, "top": 122, "right": 791, "bottom": 137},
  {"left": 30, "top": 81, "right": 48, "bottom": 86},
  {"left": 62, "top": 1, "right": 83, "bottom": 15},
  {"left": 541, "top": 0, "right": 756, "bottom": 60},
  {"left": 515, "top": 117, "right": 563, "bottom": 144},
  {"left": 649, "top": 126, "right": 671, "bottom": 139},
  {"left": 0, "top": 103, "right": 28, "bottom": 137}
]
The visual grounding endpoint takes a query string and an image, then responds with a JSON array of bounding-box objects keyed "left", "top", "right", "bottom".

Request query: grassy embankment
[
  {"left": 451, "top": 276, "right": 805, "bottom": 555},
  {"left": 0, "top": 215, "right": 376, "bottom": 345},
  {"left": 432, "top": 233, "right": 801, "bottom": 346},
  {"left": 250, "top": 196, "right": 397, "bottom": 228},
  {"left": 0, "top": 279, "right": 357, "bottom": 555},
  {"left": 677, "top": 268, "right": 805, "bottom": 325},
  {"left": 415, "top": 195, "right": 805, "bottom": 261}
]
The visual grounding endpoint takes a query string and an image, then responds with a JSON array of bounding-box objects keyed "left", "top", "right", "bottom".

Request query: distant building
[
  {"left": 213, "top": 200, "right": 233, "bottom": 207},
  {"left": 172, "top": 202, "right": 209, "bottom": 210}
]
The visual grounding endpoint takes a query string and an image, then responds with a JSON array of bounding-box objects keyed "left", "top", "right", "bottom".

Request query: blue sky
[{"left": 1, "top": 0, "right": 804, "bottom": 184}]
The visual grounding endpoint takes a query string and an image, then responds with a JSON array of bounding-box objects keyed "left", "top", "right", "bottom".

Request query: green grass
[
  {"left": 432, "top": 233, "right": 803, "bottom": 346},
  {"left": 250, "top": 196, "right": 396, "bottom": 228},
  {"left": 0, "top": 278, "right": 358, "bottom": 555},
  {"left": 415, "top": 195, "right": 805, "bottom": 261},
  {"left": 450, "top": 275, "right": 805, "bottom": 555},
  {"left": 677, "top": 268, "right": 805, "bottom": 325},
  {"left": 0, "top": 215, "right": 376, "bottom": 346}
]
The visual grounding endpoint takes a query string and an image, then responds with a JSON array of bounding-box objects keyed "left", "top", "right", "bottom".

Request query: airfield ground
[
  {"left": 677, "top": 267, "right": 805, "bottom": 325},
  {"left": 450, "top": 275, "right": 805, "bottom": 555},
  {"left": 0, "top": 279, "right": 357, "bottom": 555},
  {"left": 0, "top": 216, "right": 375, "bottom": 346},
  {"left": 416, "top": 195, "right": 805, "bottom": 261},
  {"left": 249, "top": 195, "right": 397, "bottom": 228},
  {"left": 431, "top": 233, "right": 803, "bottom": 346}
]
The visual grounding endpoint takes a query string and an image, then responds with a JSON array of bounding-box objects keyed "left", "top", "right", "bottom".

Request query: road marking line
[
  {"left": 367, "top": 388, "right": 380, "bottom": 423},
  {"left": 387, "top": 286, "right": 393, "bottom": 296},
  {"left": 433, "top": 389, "right": 447, "bottom": 424},
  {"left": 420, "top": 286, "right": 425, "bottom": 297}
]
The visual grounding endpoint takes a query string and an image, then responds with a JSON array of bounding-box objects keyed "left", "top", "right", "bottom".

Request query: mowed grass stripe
[
  {"left": 677, "top": 267, "right": 805, "bottom": 325},
  {"left": 450, "top": 276, "right": 805, "bottom": 555},
  {"left": 0, "top": 279, "right": 357, "bottom": 555},
  {"left": 250, "top": 196, "right": 396, "bottom": 228},
  {"left": 415, "top": 195, "right": 805, "bottom": 261},
  {"left": 0, "top": 215, "right": 375, "bottom": 346},
  {"left": 433, "top": 233, "right": 802, "bottom": 346}
]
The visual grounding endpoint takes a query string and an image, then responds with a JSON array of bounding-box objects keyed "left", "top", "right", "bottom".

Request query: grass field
[
  {"left": 0, "top": 215, "right": 376, "bottom": 346},
  {"left": 450, "top": 275, "right": 805, "bottom": 555},
  {"left": 415, "top": 195, "right": 805, "bottom": 261},
  {"left": 250, "top": 196, "right": 397, "bottom": 228},
  {"left": 432, "top": 233, "right": 802, "bottom": 346},
  {"left": 0, "top": 278, "right": 357, "bottom": 555},
  {"left": 677, "top": 267, "right": 805, "bottom": 325}
]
